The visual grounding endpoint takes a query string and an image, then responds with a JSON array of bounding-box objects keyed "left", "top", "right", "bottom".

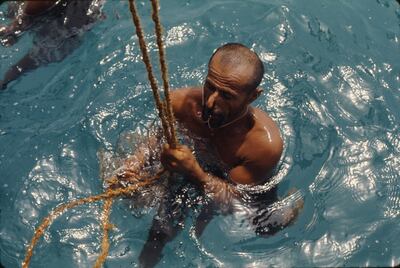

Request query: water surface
[{"left": 1, "top": 0, "right": 400, "bottom": 267}]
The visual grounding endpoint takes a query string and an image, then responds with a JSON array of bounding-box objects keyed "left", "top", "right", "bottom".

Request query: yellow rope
[
  {"left": 23, "top": 1, "right": 178, "bottom": 267},
  {"left": 150, "top": 0, "right": 177, "bottom": 148},
  {"left": 22, "top": 170, "right": 167, "bottom": 268},
  {"left": 128, "top": 0, "right": 175, "bottom": 146},
  {"left": 93, "top": 198, "right": 113, "bottom": 268}
]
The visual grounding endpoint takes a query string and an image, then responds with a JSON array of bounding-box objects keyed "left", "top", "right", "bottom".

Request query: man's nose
[{"left": 206, "top": 91, "right": 218, "bottom": 109}]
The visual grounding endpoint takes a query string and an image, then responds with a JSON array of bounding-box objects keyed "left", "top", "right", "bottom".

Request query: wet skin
[
  {"left": 164, "top": 52, "right": 283, "bottom": 186},
  {"left": 137, "top": 51, "right": 305, "bottom": 268}
]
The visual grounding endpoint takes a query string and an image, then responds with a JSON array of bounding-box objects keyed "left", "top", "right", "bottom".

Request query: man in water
[
  {"left": 136, "top": 43, "right": 303, "bottom": 267},
  {"left": 0, "top": 0, "right": 104, "bottom": 89}
]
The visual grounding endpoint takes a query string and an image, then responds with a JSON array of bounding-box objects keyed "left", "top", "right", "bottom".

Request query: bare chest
[
  {"left": 182, "top": 104, "right": 247, "bottom": 167},
  {"left": 210, "top": 134, "right": 245, "bottom": 168}
]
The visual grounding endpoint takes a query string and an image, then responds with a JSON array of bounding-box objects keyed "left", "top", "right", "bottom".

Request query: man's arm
[
  {"left": 109, "top": 129, "right": 163, "bottom": 186},
  {"left": 160, "top": 144, "right": 276, "bottom": 210},
  {"left": 0, "top": 1, "right": 57, "bottom": 46}
]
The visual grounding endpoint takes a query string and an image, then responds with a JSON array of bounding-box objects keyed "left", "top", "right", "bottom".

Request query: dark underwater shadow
[{"left": 0, "top": 0, "right": 105, "bottom": 90}]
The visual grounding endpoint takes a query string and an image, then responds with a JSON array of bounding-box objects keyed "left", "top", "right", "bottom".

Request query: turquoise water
[{"left": 1, "top": 0, "right": 400, "bottom": 267}]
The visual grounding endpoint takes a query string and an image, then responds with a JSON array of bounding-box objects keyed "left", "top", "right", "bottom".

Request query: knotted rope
[{"left": 23, "top": 1, "right": 177, "bottom": 267}]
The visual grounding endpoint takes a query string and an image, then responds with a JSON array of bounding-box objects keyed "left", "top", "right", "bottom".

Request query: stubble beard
[{"left": 202, "top": 105, "right": 225, "bottom": 129}]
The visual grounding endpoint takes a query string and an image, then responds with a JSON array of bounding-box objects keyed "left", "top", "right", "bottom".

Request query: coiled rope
[{"left": 22, "top": 0, "right": 177, "bottom": 267}]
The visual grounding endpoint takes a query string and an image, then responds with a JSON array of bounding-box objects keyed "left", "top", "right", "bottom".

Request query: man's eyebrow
[{"left": 205, "top": 78, "right": 238, "bottom": 95}]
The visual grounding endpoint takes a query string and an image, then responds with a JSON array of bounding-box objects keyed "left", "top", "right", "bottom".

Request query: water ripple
[{"left": 1, "top": 0, "right": 400, "bottom": 267}]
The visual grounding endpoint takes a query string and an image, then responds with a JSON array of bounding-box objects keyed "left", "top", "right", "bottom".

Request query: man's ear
[{"left": 249, "top": 87, "right": 263, "bottom": 103}]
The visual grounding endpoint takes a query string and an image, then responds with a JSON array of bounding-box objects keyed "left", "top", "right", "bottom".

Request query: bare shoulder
[
  {"left": 242, "top": 108, "right": 283, "bottom": 171},
  {"left": 170, "top": 87, "right": 202, "bottom": 120},
  {"left": 230, "top": 109, "right": 283, "bottom": 184}
]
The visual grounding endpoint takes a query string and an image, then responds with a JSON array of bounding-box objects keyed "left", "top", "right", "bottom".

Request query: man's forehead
[
  {"left": 207, "top": 71, "right": 254, "bottom": 96},
  {"left": 208, "top": 55, "right": 254, "bottom": 87}
]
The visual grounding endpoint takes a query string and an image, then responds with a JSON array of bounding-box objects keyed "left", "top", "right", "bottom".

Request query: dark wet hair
[{"left": 208, "top": 43, "right": 265, "bottom": 91}]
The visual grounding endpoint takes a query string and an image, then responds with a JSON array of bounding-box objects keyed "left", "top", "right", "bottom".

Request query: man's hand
[{"left": 161, "top": 144, "right": 206, "bottom": 182}]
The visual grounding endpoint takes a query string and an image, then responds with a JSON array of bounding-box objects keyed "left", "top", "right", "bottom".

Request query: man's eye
[{"left": 221, "top": 92, "right": 232, "bottom": 99}]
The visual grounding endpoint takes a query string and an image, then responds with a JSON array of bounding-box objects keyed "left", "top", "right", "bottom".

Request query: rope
[
  {"left": 93, "top": 198, "right": 113, "bottom": 268},
  {"left": 128, "top": 0, "right": 177, "bottom": 148},
  {"left": 22, "top": 170, "right": 167, "bottom": 268},
  {"left": 23, "top": 1, "right": 178, "bottom": 267},
  {"left": 150, "top": 0, "right": 177, "bottom": 148}
]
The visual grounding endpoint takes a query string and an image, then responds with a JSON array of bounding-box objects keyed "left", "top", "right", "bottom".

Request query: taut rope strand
[
  {"left": 128, "top": 0, "right": 176, "bottom": 147},
  {"left": 150, "top": 0, "right": 177, "bottom": 148}
]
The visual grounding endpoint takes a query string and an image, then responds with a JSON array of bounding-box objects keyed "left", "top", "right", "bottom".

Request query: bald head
[{"left": 208, "top": 43, "right": 264, "bottom": 92}]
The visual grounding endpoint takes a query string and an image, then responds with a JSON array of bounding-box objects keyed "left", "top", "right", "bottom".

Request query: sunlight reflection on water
[{"left": 0, "top": 0, "right": 400, "bottom": 267}]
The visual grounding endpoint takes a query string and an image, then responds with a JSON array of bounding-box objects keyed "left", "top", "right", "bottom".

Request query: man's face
[{"left": 202, "top": 55, "right": 256, "bottom": 129}]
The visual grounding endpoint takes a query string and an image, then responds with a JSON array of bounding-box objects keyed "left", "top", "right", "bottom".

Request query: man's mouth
[
  {"left": 201, "top": 105, "right": 212, "bottom": 121},
  {"left": 202, "top": 106, "right": 224, "bottom": 128}
]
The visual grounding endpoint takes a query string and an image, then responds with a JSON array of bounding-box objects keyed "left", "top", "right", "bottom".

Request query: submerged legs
[
  {"left": 252, "top": 192, "right": 304, "bottom": 237},
  {"left": 0, "top": 53, "right": 39, "bottom": 89},
  {"left": 139, "top": 182, "right": 190, "bottom": 268}
]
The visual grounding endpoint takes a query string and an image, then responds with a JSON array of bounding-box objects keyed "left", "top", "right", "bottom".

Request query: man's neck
[{"left": 207, "top": 107, "right": 253, "bottom": 137}]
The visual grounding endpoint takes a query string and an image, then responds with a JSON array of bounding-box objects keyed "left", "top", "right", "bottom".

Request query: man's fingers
[
  {"left": 162, "top": 143, "right": 183, "bottom": 160},
  {"left": 160, "top": 146, "right": 177, "bottom": 171},
  {"left": 161, "top": 159, "right": 177, "bottom": 171},
  {"left": 176, "top": 144, "right": 189, "bottom": 152},
  {"left": 162, "top": 143, "right": 170, "bottom": 150},
  {"left": 162, "top": 144, "right": 180, "bottom": 159}
]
